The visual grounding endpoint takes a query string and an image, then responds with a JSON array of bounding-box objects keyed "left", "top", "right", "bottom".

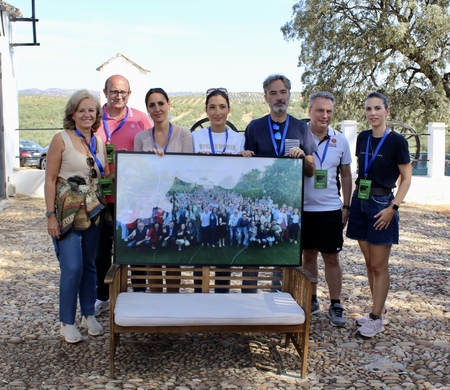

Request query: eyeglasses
[
  {"left": 86, "top": 157, "right": 98, "bottom": 179},
  {"left": 206, "top": 88, "right": 228, "bottom": 96},
  {"left": 108, "top": 90, "right": 130, "bottom": 98},
  {"left": 272, "top": 123, "right": 281, "bottom": 140}
]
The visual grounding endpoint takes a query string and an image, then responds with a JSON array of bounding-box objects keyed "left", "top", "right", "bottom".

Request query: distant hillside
[
  {"left": 19, "top": 89, "right": 302, "bottom": 102},
  {"left": 18, "top": 90, "right": 308, "bottom": 147},
  {"left": 19, "top": 88, "right": 100, "bottom": 98}
]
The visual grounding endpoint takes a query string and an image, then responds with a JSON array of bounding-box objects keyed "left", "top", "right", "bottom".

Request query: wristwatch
[
  {"left": 392, "top": 203, "right": 399, "bottom": 211},
  {"left": 342, "top": 205, "right": 350, "bottom": 210},
  {"left": 45, "top": 211, "right": 56, "bottom": 218}
]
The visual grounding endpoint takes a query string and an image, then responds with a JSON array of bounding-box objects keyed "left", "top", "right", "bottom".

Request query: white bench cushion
[{"left": 114, "top": 292, "right": 305, "bottom": 327}]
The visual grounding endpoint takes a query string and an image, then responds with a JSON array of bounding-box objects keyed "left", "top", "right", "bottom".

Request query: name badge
[
  {"left": 99, "top": 177, "right": 114, "bottom": 196},
  {"left": 358, "top": 179, "right": 372, "bottom": 199},
  {"left": 314, "top": 169, "right": 328, "bottom": 189},
  {"left": 106, "top": 144, "right": 115, "bottom": 163}
]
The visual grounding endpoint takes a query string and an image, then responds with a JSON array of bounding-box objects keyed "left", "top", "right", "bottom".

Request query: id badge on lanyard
[
  {"left": 313, "top": 133, "right": 330, "bottom": 189},
  {"left": 98, "top": 177, "right": 114, "bottom": 196},
  {"left": 106, "top": 144, "right": 115, "bottom": 163},
  {"left": 359, "top": 129, "right": 388, "bottom": 200},
  {"left": 358, "top": 179, "right": 372, "bottom": 199},
  {"left": 314, "top": 170, "right": 328, "bottom": 189}
]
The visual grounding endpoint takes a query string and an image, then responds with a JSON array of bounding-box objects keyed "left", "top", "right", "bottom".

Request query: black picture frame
[{"left": 114, "top": 152, "right": 304, "bottom": 266}]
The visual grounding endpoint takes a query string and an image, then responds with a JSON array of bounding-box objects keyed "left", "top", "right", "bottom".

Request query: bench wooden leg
[
  {"left": 110, "top": 332, "right": 119, "bottom": 378},
  {"left": 288, "top": 332, "right": 308, "bottom": 379}
]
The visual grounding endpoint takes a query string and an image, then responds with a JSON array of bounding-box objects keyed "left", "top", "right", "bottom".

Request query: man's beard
[{"left": 271, "top": 100, "right": 289, "bottom": 114}]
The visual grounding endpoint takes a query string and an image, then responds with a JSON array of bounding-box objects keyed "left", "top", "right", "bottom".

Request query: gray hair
[
  {"left": 263, "top": 74, "right": 291, "bottom": 94},
  {"left": 309, "top": 91, "right": 335, "bottom": 107}
]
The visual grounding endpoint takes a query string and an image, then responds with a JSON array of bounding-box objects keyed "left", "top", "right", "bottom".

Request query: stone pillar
[
  {"left": 340, "top": 120, "right": 358, "bottom": 177},
  {"left": 427, "top": 122, "right": 447, "bottom": 178}
]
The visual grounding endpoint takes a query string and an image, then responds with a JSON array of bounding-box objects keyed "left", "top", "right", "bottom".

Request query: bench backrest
[{"left": 110, "top": 265, "right": 289, "bottom": 293}]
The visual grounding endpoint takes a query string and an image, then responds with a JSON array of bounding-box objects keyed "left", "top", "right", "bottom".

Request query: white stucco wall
[{"left": 1, "top": 8, "right": 20, "bottom": 196}]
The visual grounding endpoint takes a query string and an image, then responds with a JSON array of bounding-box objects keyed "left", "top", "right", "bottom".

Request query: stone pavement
[{"left": 0, "top": 197, "right": 449, "bottom": 389}]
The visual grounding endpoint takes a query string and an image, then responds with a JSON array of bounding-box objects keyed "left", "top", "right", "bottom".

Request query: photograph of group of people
[{"left": 114, "top": 152, "right": 304, "bottom": 266}]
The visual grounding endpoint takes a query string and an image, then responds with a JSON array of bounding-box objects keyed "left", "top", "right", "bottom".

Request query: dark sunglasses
[
  {"left": 272, "top": 123, "right": 281, "bottom": 140},
  {"left": 206, "top": 87, "right": 228, "bottom": 96},
  {"left": 86, "top": 157, "right": 98, "bottom": 179}
]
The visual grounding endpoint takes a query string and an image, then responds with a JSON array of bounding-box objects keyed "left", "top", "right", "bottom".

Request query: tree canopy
[{"left": 282, "top": 0, "right": 450, "bottom": 130}]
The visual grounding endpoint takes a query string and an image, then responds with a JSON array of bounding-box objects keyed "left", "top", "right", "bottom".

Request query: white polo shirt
[{"left": 304, "top": 126, "right": 352, "bottom": 212}]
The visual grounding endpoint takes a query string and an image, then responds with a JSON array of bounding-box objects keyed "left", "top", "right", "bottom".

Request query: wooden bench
[{"left": 105, "top": 264, "right": 317, "bottom": 379}]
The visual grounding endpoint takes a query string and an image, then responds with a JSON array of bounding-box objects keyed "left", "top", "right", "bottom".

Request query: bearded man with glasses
[{"left": 94, "top": 75, "right": 153, "bottom": 314}]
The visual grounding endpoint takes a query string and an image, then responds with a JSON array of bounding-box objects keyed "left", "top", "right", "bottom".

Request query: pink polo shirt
[{"left": 97, "top": 105, "right": 153, "bottom": 202}]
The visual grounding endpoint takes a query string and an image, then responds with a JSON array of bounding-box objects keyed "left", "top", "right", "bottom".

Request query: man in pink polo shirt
[{"left": 94, "top": 74, "right": 153, "bottom": 315}]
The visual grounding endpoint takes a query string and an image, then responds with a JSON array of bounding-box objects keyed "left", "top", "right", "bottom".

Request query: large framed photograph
[{"left": 114, "top": 152, "right": 304, "bottom": 266}]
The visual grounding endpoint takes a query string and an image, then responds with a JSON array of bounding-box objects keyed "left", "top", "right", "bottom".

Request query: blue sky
[{"left": 11, "top": 0, "right": 303, "bottom": 92}]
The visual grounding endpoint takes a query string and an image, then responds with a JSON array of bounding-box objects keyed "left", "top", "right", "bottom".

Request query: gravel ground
[{"left": 0, "top": 196, "right": 449, "bottom": 390}]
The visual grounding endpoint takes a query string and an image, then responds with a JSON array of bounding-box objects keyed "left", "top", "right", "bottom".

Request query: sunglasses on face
[
  {"left": 272, "top": 123, "right": 281, "bottom": 140},
  {"left": 206, "top": 88, "right": 228, "bottom": 96},
  {"left": 86, "top": 157, "right": 98, "bottom": 179}
]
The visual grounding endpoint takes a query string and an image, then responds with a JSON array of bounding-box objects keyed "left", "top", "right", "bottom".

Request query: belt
[{"left": 371, "top": 187, "right": 392, "bottom": 196}]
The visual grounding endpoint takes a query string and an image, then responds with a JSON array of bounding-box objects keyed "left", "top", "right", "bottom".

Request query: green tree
[
  {"left": 282, "top": 1, "right": 450, "bottom": 130},
  {"left": 237, "top": 169, "right": 263, "bottom": 191},
  {"left": 262, "top": 159, "right": 303, "bottom": 207}
]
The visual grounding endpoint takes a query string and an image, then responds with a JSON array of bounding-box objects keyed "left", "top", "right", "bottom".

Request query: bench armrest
[
  {"left": 292, "top": 267, "right": 317, "bottom": 284},
  {"left": 104, "top": 263, "right": 121, "bottom": 284},
  {"left": 287, "top": 267, "right": 318, "bottom": 316}
]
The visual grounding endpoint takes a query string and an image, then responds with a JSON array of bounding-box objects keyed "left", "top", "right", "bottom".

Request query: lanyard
[
  {"left": 102, "top": 105, "right": 129, "bottom": 143},
  {"left": 364, "top": 128, "right": 389, "bottom": 178},
  {"left": 208, "top": 127, "right": 229, "bottom": 154},
  {"left": 152, "top": 123, "right": 173, "bottom": 153},
  {"left": 268, "top": 115, "right": 290, "bottom": 156},
  {"left": 74, "top": 128, "right": 105, "bottom": 176},
  {"left": 314, "top": 136, "right": 330, "bottom": 169}
]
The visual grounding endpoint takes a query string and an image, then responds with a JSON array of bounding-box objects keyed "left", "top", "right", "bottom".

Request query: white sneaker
[
  {"left": 60, "top": 323, "right": 83, "bottom": 344},
  {"left": 94, "top": 299, "right": 109, "bottom": 316},
  {"left": 81, "top": 316, "right": 104, "bottom": 336},
  {"left": 356, "top": 308, "right": 390, "bottom": 326},
  {"left": 357, "top": 317, "right": 384, "bottom": 337}
]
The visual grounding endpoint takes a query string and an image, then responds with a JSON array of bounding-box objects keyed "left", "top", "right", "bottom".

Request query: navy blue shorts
[{"left": 346, "top": 192, "right": 399, "bottom": 245}]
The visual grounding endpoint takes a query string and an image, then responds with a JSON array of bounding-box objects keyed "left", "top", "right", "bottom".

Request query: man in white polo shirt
[{"left": 302, "top": 92, "right": 352, "bottom": 327}]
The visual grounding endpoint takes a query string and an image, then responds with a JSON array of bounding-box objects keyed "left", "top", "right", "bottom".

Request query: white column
[
  {"left": 427, "top": 122, "right": 447, "bottom": 178},
  {"left": 340, "top": 120, "right": 358, "bottom": 177}
]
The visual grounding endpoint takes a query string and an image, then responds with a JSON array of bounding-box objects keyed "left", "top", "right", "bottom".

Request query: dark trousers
[
  {"left": 215, "top": 267, "right": 231, "bottom": 293},
  {"left": 201, "top": 226, "right": 211, "bottom": 245},
  {"left": 95, "top": 203, "right": 114, "bottom": 301},
  {"left": 242, "top": 266, "right": 258, "bottom": 293}
]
